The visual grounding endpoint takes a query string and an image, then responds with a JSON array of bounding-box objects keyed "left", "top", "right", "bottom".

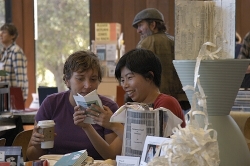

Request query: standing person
[
  {"left": 75, "top": 48, "right": 186, "bottom": 142},
  {"left": 132, "top": 8, "right": 190, "bottom": 112},
  {"left": 237, "top": 31, "right": 250, "bottom": 88},
  {"left": 26, "top": 50, "right": 122, "bottom": 160},
  {"left": 0, "top": 23, "right": 28, "bottom": 100}
]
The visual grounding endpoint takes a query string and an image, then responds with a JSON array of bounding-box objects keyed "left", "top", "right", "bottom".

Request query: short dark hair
[
  {"left": 63, "top": 50, "right": 102, "bottom": 82},
  {"left": 115, "top": 48, "right": 162, "bottom": 88},
  {"left": 0, "top": 23, "right": 18, "bottom": 41}
]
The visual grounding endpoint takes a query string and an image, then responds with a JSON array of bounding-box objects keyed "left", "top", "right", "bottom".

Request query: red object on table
[{"left": 0, "top": 162, "right": 10, "bottom": 166}]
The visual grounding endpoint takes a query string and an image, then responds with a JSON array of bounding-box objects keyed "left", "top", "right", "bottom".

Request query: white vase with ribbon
[{"left": 173, "top": 59, "right": 250, "bottom": 166}]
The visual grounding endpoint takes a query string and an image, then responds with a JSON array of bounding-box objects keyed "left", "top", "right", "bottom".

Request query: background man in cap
[{"left": 132, "top": 8, "right": 190, "bottom": 112}]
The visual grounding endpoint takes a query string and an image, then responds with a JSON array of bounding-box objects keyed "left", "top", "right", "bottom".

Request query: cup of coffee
[{"left": 37, "top": 120, "right": 55, "bottom": 149}]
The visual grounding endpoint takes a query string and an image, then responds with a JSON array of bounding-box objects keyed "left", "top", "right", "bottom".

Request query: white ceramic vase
[{"left": 173, "top": 59, "right": 250, "bottom": 166}]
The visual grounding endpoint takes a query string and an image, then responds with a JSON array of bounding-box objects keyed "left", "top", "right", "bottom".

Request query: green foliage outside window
[{"left": 36, "top": 0, "right": 90, "bottom": 91}]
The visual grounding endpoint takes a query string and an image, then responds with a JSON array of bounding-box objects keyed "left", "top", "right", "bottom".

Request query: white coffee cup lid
[{"left": 37, "top": 120, "right": 55, "bottom": 127}]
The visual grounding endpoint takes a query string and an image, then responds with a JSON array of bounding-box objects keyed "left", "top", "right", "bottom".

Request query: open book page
[
  {"left": 154, "top": 107, "right": 183, "bottom": 137},
  {"left": 73, "top": 90, "right": 103, "bottom": 124},
  {"left": 122, "top": 109, "right": 160, "bottom": 157},
  {"left": 110, "top": 102, "right": 151, "bottom": 123},
  {"left": 109, "top": 105, "right": 127, "bottom": 123}
]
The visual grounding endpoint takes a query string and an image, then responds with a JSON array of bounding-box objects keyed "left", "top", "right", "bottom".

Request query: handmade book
[
  {"left": 110, "top": 102, "right": 182, "bottom": 157},
  {"left": 73, "top": 90, "right": 103, "bottom": 124}
]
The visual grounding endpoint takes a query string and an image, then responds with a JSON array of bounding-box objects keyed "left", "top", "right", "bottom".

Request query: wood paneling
[
  {"left": 10, "top": 0, "right": 250, "bottom": 108},
  {"left": 11, "top": 1, "right": 23, "bottom": 48},
  {"left": 12, "top": 0, "right": 35, "bottom": 108},
  {"left": 236, "top": 0, "right": 250, "bottom": 39},
  {"left": 89, "top": 0, "right": 250, "bottom": 106},
  {"left": 90, "top": 0, "right": 176, "bottom": 53},
  {"left": 123, "top": 0, "right": 137, "bottom": 51},
  {"left": 90, "top": 0, "right": 250, "bottom": 53}
]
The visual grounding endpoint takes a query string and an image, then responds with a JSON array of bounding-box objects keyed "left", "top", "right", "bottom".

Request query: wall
[
  {"left": 90, "top": 0, "right": 175, "bottom": 53},
  {"left": 90, "top": 0, "right": 250, "bottom": 53},
  {"left": 11, "top": 0, "right": 35, "bottom": 108},
  {"left": 10, "top": 0, "right": 250, "bottom": 107},
  {"left": 97, "top": 77, "right": 119, "bottom": 101},
  {"left": 90, "top": 0, "right": 250, "bottom": 106},
  {"left": 236, "top": 0, "right": 250, "bottom": 39}
]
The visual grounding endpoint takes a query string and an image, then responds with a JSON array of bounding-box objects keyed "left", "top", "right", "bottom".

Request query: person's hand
[
  {"left": 73, "top": 105, "right": 91, "bottom": 129},
  {"left": 87, "top": 104, "right": 114, "bottom": 130},
  {"left": 29, "top": 125, "right": 44, "bottom": 148}
]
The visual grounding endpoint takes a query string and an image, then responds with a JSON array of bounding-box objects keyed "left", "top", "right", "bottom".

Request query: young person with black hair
[{"left": 74, "top": 48, "right": 185, "bottom": 143}]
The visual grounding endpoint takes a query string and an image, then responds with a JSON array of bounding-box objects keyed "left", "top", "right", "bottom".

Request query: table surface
[
  {"left": 0, "top": 125, "right": 16, "bottom": 132},
  {"left": 0, "top": 114, "right": 16, "bottom": 132},
  {"left": 13, "top": 110, "right": 37, "bottom": 124},
  {"left": 0, "top": 111, "right": 37, "bottom": 132}
]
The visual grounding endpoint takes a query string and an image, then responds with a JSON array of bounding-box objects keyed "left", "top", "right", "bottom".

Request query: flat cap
[{"left": 132, "top": 8, "right": 164, "bottom": 28}]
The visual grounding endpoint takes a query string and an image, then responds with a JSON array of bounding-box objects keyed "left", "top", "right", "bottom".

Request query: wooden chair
[
  {"left": 0, "top": 138, "right": 6, "bottom": 146},
  {"left": 12, "top": 129, "right": 33, "bottom": 161}
]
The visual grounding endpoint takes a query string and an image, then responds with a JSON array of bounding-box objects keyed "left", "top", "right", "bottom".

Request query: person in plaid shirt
[{"left": 0, "top": 23, "right": 28, "bottom": 100}]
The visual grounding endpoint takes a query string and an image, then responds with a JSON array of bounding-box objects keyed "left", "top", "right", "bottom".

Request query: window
[
  {"left": 0, "top": 0, "right": 5, "bottom": 25},
  {"left": 35, "top": 0, "right": 90, "bottom": 92}
]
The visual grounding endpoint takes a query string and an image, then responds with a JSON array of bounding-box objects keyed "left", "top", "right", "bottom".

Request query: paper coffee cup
[{"left": 37, "top": 120, "right": 55, "bottom": 149}]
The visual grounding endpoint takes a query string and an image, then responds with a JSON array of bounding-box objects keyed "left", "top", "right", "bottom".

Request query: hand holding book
[{"left": 73, "top": 90, "right": 103, "bottom": 124}]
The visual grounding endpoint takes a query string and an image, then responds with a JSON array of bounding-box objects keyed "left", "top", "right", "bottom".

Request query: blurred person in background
[
  {"left": 132, "top": 8, "right": 190, "bottom": 113},
  {"left": 0, "top": 23, "right": 28, "bottom": 100}
]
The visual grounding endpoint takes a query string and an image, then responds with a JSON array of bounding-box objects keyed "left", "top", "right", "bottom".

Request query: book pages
[
  {"left": 73, "top": 90, "right": 103, "bottom": 124},
  {"left": 122, "top": 109, "right": 160, "bottom": 157},
  {"left": 121, "top": 107, "right": 182, "bottom": 157}
]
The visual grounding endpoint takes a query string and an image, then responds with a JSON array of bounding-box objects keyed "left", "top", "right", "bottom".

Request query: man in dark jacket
[{"left": 132, "top": 8, "right": 190, "bottom": 111}]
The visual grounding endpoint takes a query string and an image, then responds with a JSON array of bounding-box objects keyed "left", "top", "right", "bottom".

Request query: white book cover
[
  {"left": 110, "top": 104, "right": 182, "bottom": 157},
  {"left": 73, "top": 90, "right": 103, "bottom": 124}
]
